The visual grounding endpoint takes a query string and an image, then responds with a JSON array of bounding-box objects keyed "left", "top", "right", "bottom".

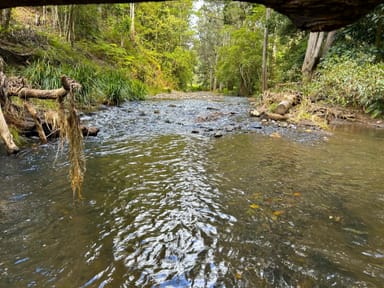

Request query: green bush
[{"left": 305, "top": 55, "right": 384, "bottom": 118}]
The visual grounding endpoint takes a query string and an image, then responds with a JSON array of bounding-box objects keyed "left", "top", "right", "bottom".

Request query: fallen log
[
  {"left": 265, "top": 112, "right": 289, "bottom": 121},
  {"left": 275, "top": 94, "right": 298, "bottom": 115}
]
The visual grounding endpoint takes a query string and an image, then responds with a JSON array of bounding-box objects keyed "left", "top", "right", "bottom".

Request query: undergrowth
[
  {"left": 304, "top": 55, "right": 384, "bottom": 118},
  {"left": 22, "top": 58, "right": 147, "bottom": 107}
]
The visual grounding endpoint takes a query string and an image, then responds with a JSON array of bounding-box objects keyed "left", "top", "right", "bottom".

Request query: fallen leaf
[
  {"left": 273, "top": 210, "right": 285, "bottom": 216},
  {"left": 293, "top": 192, "right": 301, "bottom": 197},
  {"left": 270, "top": 132, "right": 281, "bottom": 138},
  {"left": 249, "top": 204, "right": 260, "bottom": 209},
  {"left": 235, "top": 271, "right": 243, "bottom": 280}
]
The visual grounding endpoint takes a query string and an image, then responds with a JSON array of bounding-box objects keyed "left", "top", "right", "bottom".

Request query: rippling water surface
[{"left": 1, "top": 98, "right": 384, "bottom": 287}]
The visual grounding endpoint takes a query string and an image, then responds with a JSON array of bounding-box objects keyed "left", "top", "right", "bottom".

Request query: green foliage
[
  {"left": 23, "top": 59, "right": 95, "bottom": 105},
  {"left": 163, "top": 47, "right": 195, "bottom": 90},
  {"left": 217, "top": 26, "right": 263, "bottom": 96},
  {"left": 96, "top": 70, "right": 147, "bottom": 105},
  {"left": 305, "top": 55, "right": 384, "bottom": 117},
  {"left": 273, "top": 31, "right": 307, "bottom": 83},
  {"left": 23, "top": 57, "right": 146, "bottom": 106},
  {"left": 334, "top": 4, "right": 384, "bottom": 61}
]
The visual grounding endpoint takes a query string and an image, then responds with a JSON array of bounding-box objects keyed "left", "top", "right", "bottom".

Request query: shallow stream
[{"left": 1, "top": 97, "right": 384, "bottom": 287}]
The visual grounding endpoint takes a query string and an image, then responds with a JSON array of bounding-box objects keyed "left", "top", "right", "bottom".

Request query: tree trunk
[
  {"left": 42, "top": 6, "right": 47, "bottom": 25},
  {"left": 321, "top": 30, "right": 336, "bottom": 57},
  {"left": 130, "top": 2, "right": 135, "bottom": 41},
  {"left": 1, "top": 8, "right": 12, "bottom": 29},
  {"left": 65, "top": 5, "right": 75, "bottom": 44},
  {"left": 261, "top": 8, "right": 270, "bottom": 92},
  {"left": 302, "top": 31, "right": 325, "bottom": 80},
  {"left": 375, "top": 11, "right": 383, "bottom": 61}
]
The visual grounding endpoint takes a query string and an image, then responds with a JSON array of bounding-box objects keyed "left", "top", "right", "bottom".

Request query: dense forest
[{"left": 0, "top": 1, "right": 383, "bottom": 112}]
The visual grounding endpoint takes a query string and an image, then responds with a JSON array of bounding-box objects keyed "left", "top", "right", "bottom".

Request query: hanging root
[{"left": 58, "top": 77, "right": 85, "bottom": 201}]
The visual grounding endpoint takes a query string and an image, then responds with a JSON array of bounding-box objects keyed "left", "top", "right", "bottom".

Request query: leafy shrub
[{"left": 305, "top": 55, "right": 384, "bottom": 118}]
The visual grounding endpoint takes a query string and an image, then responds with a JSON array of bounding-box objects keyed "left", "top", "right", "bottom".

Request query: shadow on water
[{"left": 1, "top": 98, "right": 384, "bottom": 287}]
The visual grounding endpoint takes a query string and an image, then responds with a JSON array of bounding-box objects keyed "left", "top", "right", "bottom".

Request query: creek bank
[{"left": 248, "top": 90, "right": 384, "bottom": 130}]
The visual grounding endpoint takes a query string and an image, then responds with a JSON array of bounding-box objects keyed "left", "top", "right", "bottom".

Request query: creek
[{"left": 1, "top": 97, "right": 384, "bottom": 287}]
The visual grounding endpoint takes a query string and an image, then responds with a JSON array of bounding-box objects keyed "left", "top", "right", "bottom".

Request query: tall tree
[
  {"left": 302, "top": 31, "right": 335, "bottom": 80},
  {"left": 262, "top": 8, "right": 271, "bottom": 92},
  {"left": 129, "top": 2, "right": 135, "bottom": 40},
  {"left": 0, "top": 8, "right": 12, "bottom": 29},
  {"left": 195, "top": 1, "right": 224, "bottom": 90}
]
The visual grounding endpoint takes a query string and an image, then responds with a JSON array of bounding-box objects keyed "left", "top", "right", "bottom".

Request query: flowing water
[{"left": 1, "top": 97, "right": 384, "bottom": 287}]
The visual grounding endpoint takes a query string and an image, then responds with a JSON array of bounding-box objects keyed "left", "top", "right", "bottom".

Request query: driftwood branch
[
  {"left": 0, "top": 74, "right": 98, "bottom": 154},
  {"left": 24, "top": 101, "right": 47, "bottom": 144},
  {"left": 0, "top": 104, "right": 19, "bottom": 153},
  {"left": 7, "top": 76, "right": 79, "bottom": 101}
]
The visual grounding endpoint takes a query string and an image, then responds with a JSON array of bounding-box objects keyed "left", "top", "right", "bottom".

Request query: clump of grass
[
  {"left": 96, "top": 70, "right": 147, "bottom": 105},
  {"left": 23, "top": 59, "right": 147, "bottom": 107},
  {"left": 290, "top": 96, "right": 328, "bottom": 129}
]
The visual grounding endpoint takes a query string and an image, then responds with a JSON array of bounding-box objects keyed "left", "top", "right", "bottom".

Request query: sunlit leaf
[
  {"left": 269, "top": 132, "right": 281, "bottom": 138},
  {"left": 249, "top": 203, "right": 260, "bottom": 209},
  {"left": 235, "top": 271, "right": 243, "bottom": 280},
  {"left": 273, "top": 210, "right": 285, "bottom": 216}
]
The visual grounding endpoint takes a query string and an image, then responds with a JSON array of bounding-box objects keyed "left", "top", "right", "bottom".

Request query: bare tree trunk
[
  {"left": 302, "top": 31, "right": 325, "bottom": 81},
  {"left": 1, "top": 8, "right": 12, "bottom": 29},
  {"left": 42, "top": 6, "right": 47, "bottom": 25},
  {"left": 52, "top": 5, "right": 59, "bottom": 30},
  {"left": 65, "top": 5, "right": 75, "bottom": 44},
  {"left": 209, "top": 67, "right": 213, "bottom": 91},
  {"left": 302, "top": 31, "right": 336, "bottom": 81},
  {"left": 375, "top": 12, "right": 383, "bottom": 61},
  {"left": 130, "top": 2, "right": 135, "bottom": 41},
  {"left": 321, "top": 30, "right": 336, "bottom": 57},
  {"left": 262, "top": 8, "right": 271, "bottom": 92}
]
